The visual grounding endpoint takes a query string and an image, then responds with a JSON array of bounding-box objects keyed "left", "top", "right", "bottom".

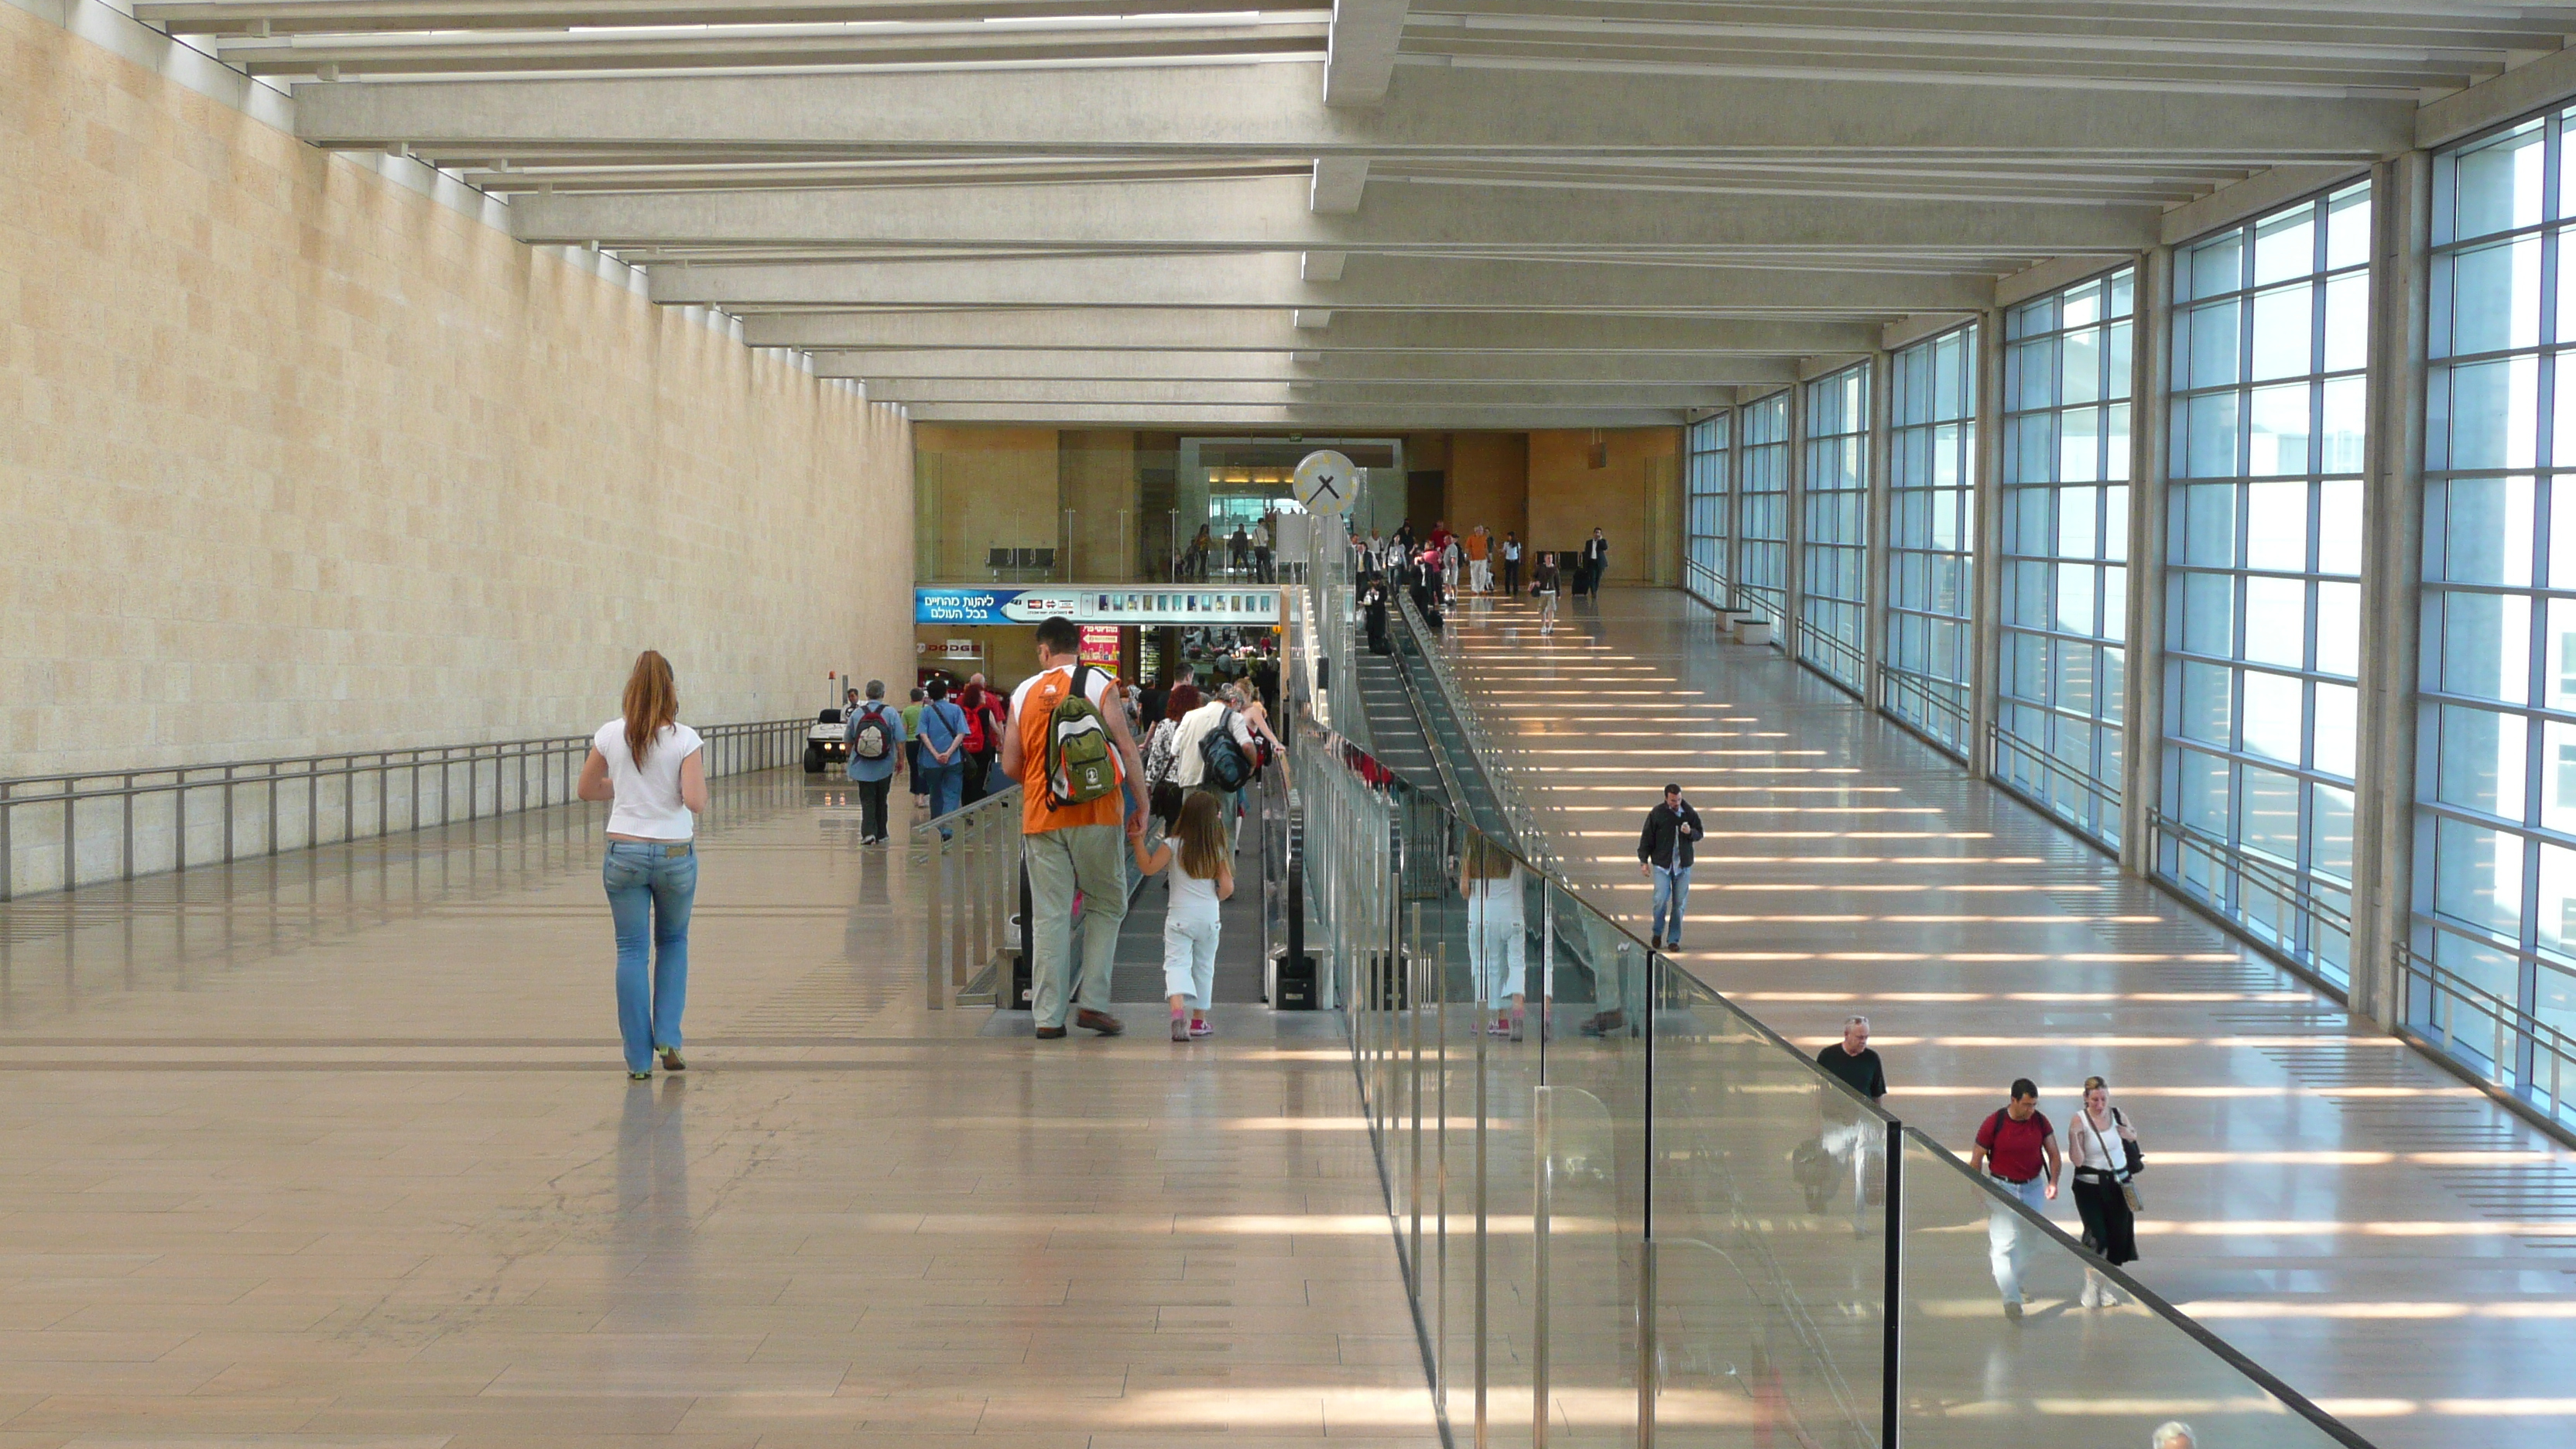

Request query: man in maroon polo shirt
[{"left": 1967, "top": 1077, "right": 2062, "bottom": 1319}]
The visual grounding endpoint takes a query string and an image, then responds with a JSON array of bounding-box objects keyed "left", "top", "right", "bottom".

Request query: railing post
[
  {"left": 1532, "top": 1082, "right": 1553, "bottom": 1449},
  {"left": 924, "top": 820, "right": 945, "bottom": 1011},
  {"left": 1884, "top": 1117, "right": 1905, "bottom": 1448},
  {"left": 1636, "top": 1236, "right": 1657, "bottom": 1449}
]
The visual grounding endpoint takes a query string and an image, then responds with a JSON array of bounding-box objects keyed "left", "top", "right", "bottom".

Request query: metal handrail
[
  {"left": 1875, "top": 660, "right": 1971, "bottom": 747},
  {"left": 1985, "top": 719, "right": 2121, "bottom": 840},
  {"left": 2397, "top": 943, "right": 2576, "bottom": 1128},
  {"left": 913, "top": 783, "right": 1026, "bottom": 1011},
  {"left": 2150, "top": 808, "right": 2355, "bottom": 933},
  {"left": 2, "top": 718, "right": 807, "bottom": 900}
]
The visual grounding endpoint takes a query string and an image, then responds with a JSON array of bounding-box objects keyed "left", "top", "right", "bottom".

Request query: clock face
[{"left": 1293, "top": 450, "right": 1358, "bottom": 516}]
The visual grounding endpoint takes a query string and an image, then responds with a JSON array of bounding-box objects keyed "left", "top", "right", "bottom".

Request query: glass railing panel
[
  {"left": 1539, "top": 879, "right": 1648, "bottom": 1445},
  {"left": 1896, "top": 1130, "right": 2355, "bottom": 1447},
  {"left": 1476, "top": 847, "right": 1546, "bottom": 1449},
  {"left": 1652, "top": 961, "right": 1885, "bottom": 1448}
]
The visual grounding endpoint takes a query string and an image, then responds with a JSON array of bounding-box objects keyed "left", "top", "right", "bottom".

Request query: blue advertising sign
[{"left": 915, "top": 587, "right": 1279, "bottom": 627}]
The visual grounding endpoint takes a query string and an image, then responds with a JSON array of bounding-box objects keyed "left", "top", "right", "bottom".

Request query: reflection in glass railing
[{"left": 1282, "top": 576, "right": 2372, "bottom": 1449}]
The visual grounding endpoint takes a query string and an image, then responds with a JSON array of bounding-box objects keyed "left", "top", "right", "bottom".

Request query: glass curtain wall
[
  {"left": 1885, "top": 323, "right": 1981, "bottom": 754},
  {"left": 2417, "top": 110, "right": 2576, "bottom": 1093},
  {"left": 2161, "top": 185, "right": 2372, "bottom": 989},
  {"left": 1738, "top": 391, "right": 1793, "bottom": 631},
  {"left": 1800, "top": 364, "right": 1871, "bottom": 691},
  {"left": 1684, "top": 413, "right": 1732, "bottom": 606},
  {"left": 1995, "top": 268, "right": 2138, "bottom": 848}
]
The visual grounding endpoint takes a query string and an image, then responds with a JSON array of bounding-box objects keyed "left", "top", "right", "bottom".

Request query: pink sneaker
[{"left": 1188, "top": 1018, "right": 1214, "bottom": 1038}]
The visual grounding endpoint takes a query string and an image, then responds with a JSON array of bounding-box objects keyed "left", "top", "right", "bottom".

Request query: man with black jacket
[
  {"left": 1637, "top": 781, "right": 1704, "bottom": 950},
  {"left": 1580, "top": 529, "right": 1611, "bottom": 597}
]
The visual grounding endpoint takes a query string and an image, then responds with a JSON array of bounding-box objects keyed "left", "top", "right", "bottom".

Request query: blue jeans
[
  {"left": 1987, "top": 1173, "right": 2051, "bottom": 1304},
  {"left": 919, "top": 763, "right": 962, "bottom": 827},
  {"left": 605, "top": 841, "right": 697, "bottom": 1074},
  {"left": 1650, "top": 864, "right": 1691, "bottom": 944}
]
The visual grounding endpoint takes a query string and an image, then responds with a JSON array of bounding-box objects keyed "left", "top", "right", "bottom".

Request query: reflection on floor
[
  {"left": 0, "top": 774, "right": 1437, "bottom": 1447},
  {"left": 1436, "top": 586, "right": 2576, "bottom": 1449}
]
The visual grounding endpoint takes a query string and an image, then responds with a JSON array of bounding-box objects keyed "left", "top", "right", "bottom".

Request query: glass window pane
[
  {"left": 2242, "top": 577, "right": 2307, "bottom": 667},
  {"left": 2249, "top": 283, "right": 2314, "bottom": 381},
  {"left": 2242, "top": 670, "right": 2305, "bottom": 762},
  {"left": 2437, "top": 704, "right": 2526, "bottom": 818}
]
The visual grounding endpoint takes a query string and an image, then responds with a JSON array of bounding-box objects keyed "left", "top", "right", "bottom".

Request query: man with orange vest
[{"left": 999, "top": 615, "right": 1151, "bottom": 1038}]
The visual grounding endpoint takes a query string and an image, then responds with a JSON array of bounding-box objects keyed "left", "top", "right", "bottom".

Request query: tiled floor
[
  {"left": 1432, "top": 587, "right": 2576, "bottom": 1449},
  {"left": 0, "top": 774, "right": 1440, "bottom": 1447}
]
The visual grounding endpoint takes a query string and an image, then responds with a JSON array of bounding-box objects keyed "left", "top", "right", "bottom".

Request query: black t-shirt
[{"left": 1814, "top": 1044, "right": 1886, "bottom": 1101}]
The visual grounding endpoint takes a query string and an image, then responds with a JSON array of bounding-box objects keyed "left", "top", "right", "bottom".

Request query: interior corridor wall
[
  {"left": 0, "top": 4, "right": 913, "bottom": 779},
  {"left": 1527, "top": 427, "right": 1683, "bottom": 583}
]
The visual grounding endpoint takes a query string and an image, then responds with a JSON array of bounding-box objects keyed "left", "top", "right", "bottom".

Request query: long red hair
[{"left": 622, "top": 651, "right": 679, "bottom": 762}]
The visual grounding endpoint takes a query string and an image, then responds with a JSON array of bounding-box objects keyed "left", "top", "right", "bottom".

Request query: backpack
[
  {"left": 851, "top": 705, "right": 892, "bottom": 761},
  {"left": 1043, "top": 665, "right": 1119, "bottom": 809},
  {"left": 1197, "top": 717, "right": 1254, "bottom": 793}
]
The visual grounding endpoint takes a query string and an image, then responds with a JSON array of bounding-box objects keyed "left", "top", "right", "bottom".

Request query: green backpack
[{"left": 1044, "top": 664, "right": 1119, "bottom": 809}]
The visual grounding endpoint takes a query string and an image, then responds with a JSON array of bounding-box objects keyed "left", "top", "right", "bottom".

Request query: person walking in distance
[
  {"left": 902, "top": 686, "right": 929, "bottom": 814},
  {"left": 1581, "top": 527, "right": 1611, "bottom": 597},
  {"left": 913, "top": 678, "right": 971, "bottom": 830},
  {"left": 1532, "top": 551, "right": 1561, "bottom": 635},
  {"left": 1966, "top": 1078, "right": 2063, "bottom": 1318},
  {"left": 1500, "top": 530, "right": 1523, "bottom": 594},
  {"left": 1465, "top": 525, "right": 1492, "bottom": 594},
  {"left": 843, "top": 678, "right": 906, "bottom": 845},
  {"left": 1464, "top": 834, "right": 1527, "bottom": 1040},
  {"left": 1131, "top": 790, "right": 1232, "bottom": 1041},
  {"left": 2069, "top": 1074, "right": 2143, "bottom": 1307},
  {"left": 1637, "top": 782, "right": 1704, "bottom": 951},
  {"left": 1002, "top": 615, "right": 1149, "bottom": 1039},
  {"left": 577, "top": 650, "right": 709, "bottom": 1081}
]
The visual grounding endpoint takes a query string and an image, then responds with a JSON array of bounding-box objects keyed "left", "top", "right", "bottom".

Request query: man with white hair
[
  {"left": 1813, "top": 1016, "right": 1889, "bottom": 1218},
  {"left": 2150, "top": 1423, "right": 2195, "bottom": 1449},
  {"left": 1814, "top": 1016, "right": 1886, "bottom": 1106}
]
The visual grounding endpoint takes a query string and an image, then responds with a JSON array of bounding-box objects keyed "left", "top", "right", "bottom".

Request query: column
[
  {"left": 1971, "top": 312, "right": 2008, "bottom": 783},
  {"left": 2351, "top": 152, "right": 2434, "bottom": 1029},
  {"left": 2121, "top": 246, "right": 2175, "bottom": 873},
  {"left": 1785, "top": 378, "right": 1809, "bottom": 657},
  {"left": 1864, "top": 349, "right": 1896, "bottom": 704}
]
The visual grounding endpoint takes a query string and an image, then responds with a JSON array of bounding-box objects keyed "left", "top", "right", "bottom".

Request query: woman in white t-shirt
[{"left": 577, "top": 650, "right": 710, "bottom": 1081}]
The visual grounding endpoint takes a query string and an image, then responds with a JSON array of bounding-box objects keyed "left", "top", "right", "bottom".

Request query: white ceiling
[{"left": 139, "top": 1, "right": 2576, "bottom": 425}]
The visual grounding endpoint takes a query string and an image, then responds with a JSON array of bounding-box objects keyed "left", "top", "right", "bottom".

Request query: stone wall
[{"left": 0, "top": 1, "right": 915, "bottom": 799}]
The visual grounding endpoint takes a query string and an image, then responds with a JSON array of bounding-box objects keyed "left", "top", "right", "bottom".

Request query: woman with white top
[
  {"left": 2069, "top": 1074, "right": 2143, "bottom": 1306},
  {"left": 1464, "top": 835, "right": 1528, "bottom": 1040},
  {"left": 577, "top": 651, "right": 710, "bottom": 1081}
]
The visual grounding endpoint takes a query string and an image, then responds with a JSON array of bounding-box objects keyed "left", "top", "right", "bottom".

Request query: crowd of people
[
  {"left": 1345, "top": 519, "right": 1612, "bottom": 639},
  {"left": 576, "top": 563, "right": 2161, "bottom": 1366}
]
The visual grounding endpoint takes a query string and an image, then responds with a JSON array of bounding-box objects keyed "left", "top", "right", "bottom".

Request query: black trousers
[
  {"left": 1502, "top": 558, "right": 1522, "bottom": 592},
  {"left": 857, "top": 776, "right": 892, "bottom": 841}
]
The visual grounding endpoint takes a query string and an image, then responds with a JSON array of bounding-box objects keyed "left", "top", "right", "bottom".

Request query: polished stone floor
[
  {"left": 0, "top": 775, "right": 1440, "bottom": 1447},
  {"left": 1434, "top": 587, "right": 2576, "bottom": 1449}
]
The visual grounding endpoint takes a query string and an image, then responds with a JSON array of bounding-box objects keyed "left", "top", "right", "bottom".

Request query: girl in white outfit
[
  {"left": 1464, "top": 835, "right": 1528, "bottom": 1040},
  {"left": 1132, "top": 790, "right": 1233, "bottom": 1041}
]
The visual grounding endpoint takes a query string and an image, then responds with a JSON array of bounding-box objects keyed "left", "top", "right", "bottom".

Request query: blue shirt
[
  {"left": 916, "top": 699, "right": 970, "bottom": 767},
  {"left": 844, "top": 702, "right": 906, "bottom": 783}
]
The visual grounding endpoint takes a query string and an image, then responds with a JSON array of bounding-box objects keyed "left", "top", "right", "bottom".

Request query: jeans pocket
[{"left": 603, "top": 855, "right": 649, "bottom": 891}]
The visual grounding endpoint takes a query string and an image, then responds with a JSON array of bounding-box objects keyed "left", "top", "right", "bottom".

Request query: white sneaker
[{"left": 2079, "top": 1282, "right": 2101, "bottom": 1309}]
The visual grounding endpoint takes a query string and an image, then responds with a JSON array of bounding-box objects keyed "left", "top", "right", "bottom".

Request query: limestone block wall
[{"left": 0, "top": 1, "right": 914, "bottom": 794}]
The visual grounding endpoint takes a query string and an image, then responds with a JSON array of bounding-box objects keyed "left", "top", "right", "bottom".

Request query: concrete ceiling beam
[
  {"left": 512, "top": 175, "right": 2156, "bottom": 255},
  {"left": 815, "top": 348, "right": 1798, "bottom": 384},
  {"left": 649, "top": 252, "right": 1992, "bottom": 315},
  {"left": 292, "top": 60, "right": 2413, "bottom": 160},
  {"left": 737, "top": 309, "right": 1887, "bottom": 354}
]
